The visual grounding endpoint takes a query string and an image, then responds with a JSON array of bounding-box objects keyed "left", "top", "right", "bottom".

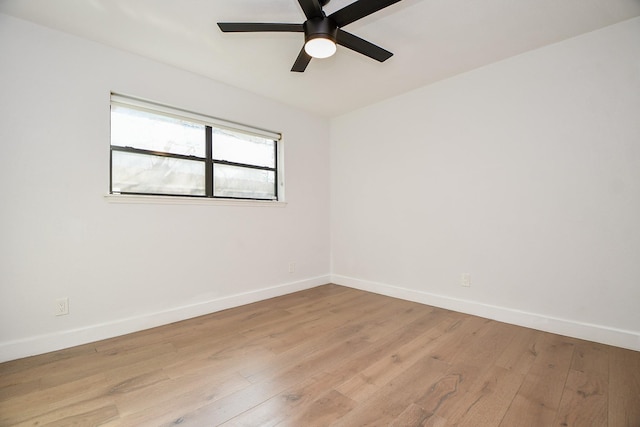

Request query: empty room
[{"left": 1, "top": 0, "right": 639, "bottom": 425}]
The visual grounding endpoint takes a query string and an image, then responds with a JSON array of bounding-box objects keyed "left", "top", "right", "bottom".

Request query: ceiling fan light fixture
[
  {"left": 218, "top": 0, "right": 400, "bottom": 72},
  {"left": 304, "top": 37, "right": 337, "bottom": 58},
  {"left": 303, "top": 17, "right": 338, "bottom": 59}
]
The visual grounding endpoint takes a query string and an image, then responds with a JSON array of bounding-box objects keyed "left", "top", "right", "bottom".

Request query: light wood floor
[{"left": 1, "top": 285, "right": 639, "bottom": 426}]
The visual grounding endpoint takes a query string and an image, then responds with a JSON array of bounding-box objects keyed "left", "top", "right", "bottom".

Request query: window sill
[{"left": 104, "top": 194, "right": 287, "bottom": 207}]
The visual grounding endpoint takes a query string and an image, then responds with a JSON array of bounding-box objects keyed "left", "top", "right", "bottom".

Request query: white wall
[
  {"left": 0, "top": 14, "right": 330, "bottom": 362},
  {"left": 331, "top": 18, "right": 640, "bottom": 350}
]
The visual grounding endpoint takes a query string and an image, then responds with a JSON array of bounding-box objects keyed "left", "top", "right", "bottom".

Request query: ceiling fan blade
[
  {"left": 291, "top": 46, "right": 312, "bottom": 72},
  {"left": 336, "top": 29, "right": 393, "bottom": 62},
  {"left": 297, "top": 0, "right": 324, "bottom": 20},
  {"left": 218, "top": 22, "right": 303, "bottom": 32},
  {"left": 329, "top": 0, "right": 402, "bottom": 28}
]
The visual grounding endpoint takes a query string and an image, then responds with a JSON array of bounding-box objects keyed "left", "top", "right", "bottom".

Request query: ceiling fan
[{"left": 217, "top": 0, "right": 402, "bottom": 72}]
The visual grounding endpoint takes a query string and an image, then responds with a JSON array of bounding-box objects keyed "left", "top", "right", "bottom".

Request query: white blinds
[{"left": 110, "top": 93, "right": 282, "bottom": 141}]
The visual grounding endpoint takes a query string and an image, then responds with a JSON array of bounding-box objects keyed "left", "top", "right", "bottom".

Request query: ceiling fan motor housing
[{"left": 303, "top": 17, "right": 337, "bottom": 44}]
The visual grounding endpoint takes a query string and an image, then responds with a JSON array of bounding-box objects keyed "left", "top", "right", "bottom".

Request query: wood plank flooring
[{"left": 1, "top": 284, "right": 639, "bottom": 426}]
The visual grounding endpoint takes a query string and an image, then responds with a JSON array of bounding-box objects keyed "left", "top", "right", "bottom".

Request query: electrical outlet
[
  {"left": 288, "top": 262, "right": 296, "bottom": 273},
  {"left": 55, "top": 297, "right": 69, "bottom": 316},
  {"left": 461, "top": 273, "right": 471, "bottom": 287}
]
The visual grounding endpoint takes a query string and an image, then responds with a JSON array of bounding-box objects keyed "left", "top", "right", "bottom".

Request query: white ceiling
[{"left": 2, "top": 0, "right": 640, "bottom": 117}]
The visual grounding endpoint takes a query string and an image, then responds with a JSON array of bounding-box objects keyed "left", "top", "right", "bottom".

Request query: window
[{"left": 110, "top": 94, "right": 282, "bottom": 201}]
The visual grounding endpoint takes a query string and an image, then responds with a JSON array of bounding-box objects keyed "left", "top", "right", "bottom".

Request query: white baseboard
[
  {"left": 0, "top": 275, "right": 329, "bottom": 363},
  {"left": 4, "top": 274, "right": 637, "bottom": 362},
  {"left": 331, "top": 274, "right": 640, "bottom": 352}
]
